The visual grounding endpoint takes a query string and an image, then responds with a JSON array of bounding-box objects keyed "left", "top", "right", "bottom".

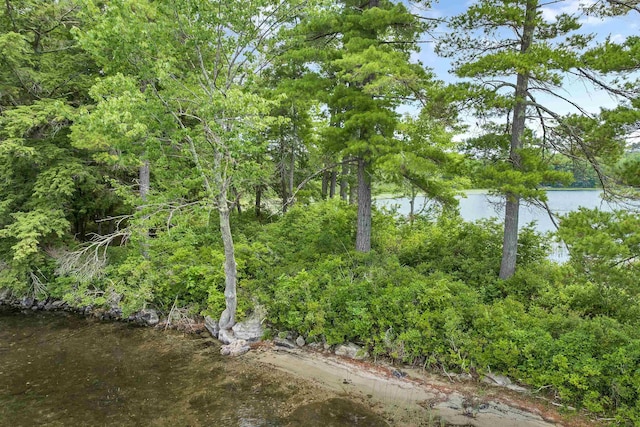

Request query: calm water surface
[
  {"left": 0, "top": 309, "right": 389, "bottom": 427},
  {"left": 377, "top": 189, "right": 621, "bottom": 262},
  {"left": 378, "top": 190, "right": 614, "bottom": 233}
]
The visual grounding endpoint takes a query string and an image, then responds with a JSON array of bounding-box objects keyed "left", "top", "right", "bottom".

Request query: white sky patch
[
  {"left": 408, "top": 1, "right": 442, "bottom": 18},
  {"left": 540, "top": 0, "right": 599, "bottom": 23},
  {"left": 610, "top": 33, "right": 627, "bottom": 43}
]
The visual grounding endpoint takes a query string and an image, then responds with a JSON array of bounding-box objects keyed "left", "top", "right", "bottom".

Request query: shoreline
[
  {"left": 374, "top": 188, "right": 602, "bottom": 200},
  {"left": 245, "top": 342, "right": 595, "bottom": 427},
  {"left": 0, "top": 297, "right": 599, "bottom": 426}
]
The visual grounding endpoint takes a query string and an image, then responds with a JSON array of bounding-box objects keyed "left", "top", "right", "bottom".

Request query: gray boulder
[
  {"left": 220, "top": 339, "right": 250, "bottom": 356},
  {"left": 137, "top": 308, "right": 159, "bottom": 326},
  {"left": 231, "top": 307, "right": 265, "bottom": 342},
  {"left": 21, "top": 296, "right": 35, "bottom": 309},
  {"left": 273, "top": 337, "right": 296, "bottom": 349},
  {"left": 0, "top": 288, "right": 12, "bottom": 304},
  {"left": 482, "top": 373, "right": 528, "bottom": 392},
  {"left": 296, "top": 336, "right": 306, "bottom": 347},
  {"left": 51, "top": 300, "right": 66, "bottom": 310},
  {"left": 335, "top": 343, "right": 369, "bottom": 360},
  {"left": 108, "top": 307, "right": 122, "bottom": 319},
  {"left": 482, "top": 372, "right": 512, "bottom": 386}
]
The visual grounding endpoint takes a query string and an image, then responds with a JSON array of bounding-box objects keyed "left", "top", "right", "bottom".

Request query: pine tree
[
  {"left": 288, "top": 0, "right": 430, "bottom": 251},
  {"left": 437, "top": 0, "right": 627, "bottom": 278}
]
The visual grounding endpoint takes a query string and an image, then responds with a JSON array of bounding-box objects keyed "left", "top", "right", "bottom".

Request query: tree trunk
[
  {"left": 500, "top": 193, "right": 520, "bottom": 279},
  {"left": 355, "top": 157, "right": 372, "bottom": 252},
  {"left": 321, "top": 170, "right": 329, "bottom": 200},
  {"left": 340, "top": 161, "right": 349, "bottom": 201},
  {"left": 349, "top": 164, "right": 357, "bottom": 205},
  {"left": 139, "top": 160, "right": 150, "bottom": 201},
  {"left": 409, "top": 189, "right": 416, "bottom": 226},
  {"left": 499, "top": 0, "right": 535, "bottom": 280},
  {"left": 139, "top": 159, "right": 150, "bottom": 258},
  {"left": 217, "top": 200, "right": 238, "bottom": 330},
  {"left": 202, "top": 127, "right": 238, "bottom": 331},
  {"left": 255, "top": 185, "right": 262, "bottom": 218},
  {"left": 329, "top": 170, "right": 337, "bottom": 198},
  {"left": 230, "top": 186, "right": 241, "bottom": 214}
]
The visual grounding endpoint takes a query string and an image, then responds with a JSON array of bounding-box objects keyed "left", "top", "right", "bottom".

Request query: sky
[{"left": 403, "top": 0, "right": 639, "bottom": 143}]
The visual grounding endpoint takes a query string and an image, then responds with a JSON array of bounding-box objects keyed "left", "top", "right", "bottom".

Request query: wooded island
[{"left": 1, "top": 0, "right": 639, "bottom": 423}]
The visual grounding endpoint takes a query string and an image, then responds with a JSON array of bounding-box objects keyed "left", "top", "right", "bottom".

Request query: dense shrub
[{"left": 239, "top": 203, "right": 640, "bottom": 421}]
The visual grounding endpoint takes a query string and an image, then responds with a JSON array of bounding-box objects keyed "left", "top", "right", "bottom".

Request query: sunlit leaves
[{"left": 0, "top": 209, "right": 70, "bottom": 263}]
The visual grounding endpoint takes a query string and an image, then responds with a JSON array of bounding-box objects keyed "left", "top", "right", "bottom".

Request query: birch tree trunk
[{"left": 217, "top": 198, "right": 238, "bottom": 330}]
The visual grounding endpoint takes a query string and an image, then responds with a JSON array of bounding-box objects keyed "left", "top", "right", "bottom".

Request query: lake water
[
  {"left": 378, "top": 190, "right": 614, "bottom": 233},
  {"left": 377, "top": 190, "right": 617, "bottom": 262},
  {"left": 0, "top": 308, "right": 390, "bottom": 426}
]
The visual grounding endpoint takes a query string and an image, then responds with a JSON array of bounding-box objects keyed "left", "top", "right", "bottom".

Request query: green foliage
[
  {"left": 2, "top": 1, "right": 640, "bottom": 424},
  {"left": 0, "top": 1, "right": 127, "bottom": 295},
  {"left": 556, "top": 208, "right": 640, "bottom": 322},
  {"left": 0, "top": 209, "right": 69, "bottom": 263}
]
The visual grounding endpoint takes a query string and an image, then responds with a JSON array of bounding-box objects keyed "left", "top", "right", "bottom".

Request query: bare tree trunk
[
  {"left": 255, "top": 185, "right": 262, "bottom": 217},
  {"left": 139, "top": 160, "right": 150, "bottom": 201},
  {"left": 340, "top": 161, "right": 349, "bottom": 201},
  {"left": 499, "top": 0, "right": 535, "bottom": 280},
  {"left": 329, "top": 171, "right": 337, "bottom": 198},
  {"left": 409, "top": 188, "right": 416, "bottom": 226},
  {"left": 139, "top": 159, "right": 150, "bottom": 258},
  {"left": 217, "top": 199, "right": 237, "bottom": 330},
  {"left": 213, "top": 146, "right": 238, "bottom": 330},
  {"left": 198, "top": 125, "right": 238, "bottom": 331},
  {"left": 500, "top": 193, "right": 520, "bottom": 279},
  {"left": 355, "top": 157, "right": 372, "bottom": 252}
]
